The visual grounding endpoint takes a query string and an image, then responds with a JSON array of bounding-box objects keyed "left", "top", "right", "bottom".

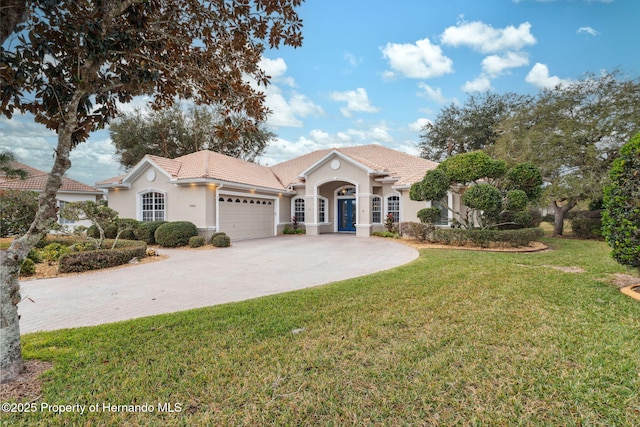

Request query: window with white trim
[
  {"left": 141, "top": 191, "right": 165, "bottom": 221},
  {"left": 371, "top": 196, "right": 382, "bottom": 224},
  {"left": 293, "top": 198, "right": 305, "bottom": 222},
  {"left": 387, "top": 195, "right": 400, "bottom": 223},
  {"left": 318, "top": 197, "right": 327, "bottom": 223},
  {"left": 58, "top": 200, "right": 74, "bottom": 225}
]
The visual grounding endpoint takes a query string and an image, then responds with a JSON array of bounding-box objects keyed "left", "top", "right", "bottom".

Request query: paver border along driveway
[{"left": 18, "top": 234, "right": 418, "bottom": 333}]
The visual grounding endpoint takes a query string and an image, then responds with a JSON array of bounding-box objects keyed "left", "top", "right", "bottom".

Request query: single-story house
[
  {"left": 97, "top": 144, "right": 464, "bottom": 240},
  {"left": 0, "top": 161, "right": 104, "bottom": 230}
]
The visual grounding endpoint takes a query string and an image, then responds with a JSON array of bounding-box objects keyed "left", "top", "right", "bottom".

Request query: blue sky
[{"left": 1, "top": 0, "right": 638, "bottom": 186}]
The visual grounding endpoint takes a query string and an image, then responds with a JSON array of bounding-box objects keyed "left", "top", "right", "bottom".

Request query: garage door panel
[{"left": 219, "top": 196, "right": 274, "bottom": 240}]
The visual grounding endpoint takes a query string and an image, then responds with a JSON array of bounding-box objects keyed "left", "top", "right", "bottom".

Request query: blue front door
[{"left": 338, "top": 199, "right": 356, "bottom": 232}]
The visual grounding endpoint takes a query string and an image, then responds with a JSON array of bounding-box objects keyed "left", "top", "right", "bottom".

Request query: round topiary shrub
[
  {"left": 87, "top": 224, "right": 100, "bottom": 238},
  {"left": 212, "top": 234, "right": 231, "bottom": 248},
  {"left": 417, "top": 207, "right": 442, "bottom": 224},
  {"left": 189, "top": 235, "right": 206, "bottom": 248},
  {"left": 136, "top": 220, "right": 167, "bottom": 244},
  {"left": 20, "top": 258, "right": 36, "bottom": 276},
  {"left": 154, "top": 221, "right": 198, "bottom": 247},
  {"left": 104, "top": 224, "right": 118, "bottom": 239},
  {"left": 209, "top": 232, "right": 227, "bottom": 243}
]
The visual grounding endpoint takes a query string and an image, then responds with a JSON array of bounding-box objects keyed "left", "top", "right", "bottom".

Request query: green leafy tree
[
  {"left": 111, "top": 104, "right": 275, "bottom": 169},
  {"left": 419, "top": 91, "right": 531, "bottom": 161},
  {"left": 0, "top": 0, "right": 304, "bottom": 383},
  {"left": 60, "top": 201, "right": 118, "bottom": 249},
  {"left": 491, "top": 71, "right": 640, "bottom": 236},
  {"left": 602, "top": 133, "right": 640, "bottom": 270},
  {"left": 410, "top": 151, "right": 543, "bottom": 229},
  {"left": 0, "top": 190, "right": 38, "bottom": 237},
  {"left": 0, "top": 151, "right": 27, "bottom": 180}
]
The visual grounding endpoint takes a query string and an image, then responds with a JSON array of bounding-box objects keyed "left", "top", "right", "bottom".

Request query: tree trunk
[
  {"left": 0, "top": 114, "right": 76, "bottom": 383},
  {"left": 552, "top": 199, "right": 577, "bottom": 237},
  {"left": 0, "top": 260, "right": 22, "bottom": 383}
]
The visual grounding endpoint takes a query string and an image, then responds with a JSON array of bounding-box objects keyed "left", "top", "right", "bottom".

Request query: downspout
[{"left": 215, "top": 183, "right": 224, "bottom": 236}]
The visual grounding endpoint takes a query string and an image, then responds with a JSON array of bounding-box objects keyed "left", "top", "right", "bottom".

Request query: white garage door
[{"left": 219, "top": 195, "right": 275, "bottom": 240}]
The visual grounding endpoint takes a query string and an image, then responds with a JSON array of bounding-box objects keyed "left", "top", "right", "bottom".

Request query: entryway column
[{"left": 355, "top": 193, "right": 372, "bottom": 237}]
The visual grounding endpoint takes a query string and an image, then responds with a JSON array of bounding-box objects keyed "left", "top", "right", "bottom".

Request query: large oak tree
[
  {"left": 0, "top": 0, "right": 304, "bottom": 383},
  {"left": 491, "top": 71, "right": 640, "bottom": 236},
  {"left": 418, "top": 91, "right": 531, "bottom": 162},
  {"left": 111, "top": 104, "right": 275, "bottom": 169}
]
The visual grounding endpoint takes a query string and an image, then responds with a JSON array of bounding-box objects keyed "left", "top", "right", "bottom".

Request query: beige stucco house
[{"left": 97, "top": 144, "right": 463, "bottom": 240}]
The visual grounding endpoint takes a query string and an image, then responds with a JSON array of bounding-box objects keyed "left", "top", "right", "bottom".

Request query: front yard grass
[{"left": 4, "top": 238, "right": 640, "bottom": 426}]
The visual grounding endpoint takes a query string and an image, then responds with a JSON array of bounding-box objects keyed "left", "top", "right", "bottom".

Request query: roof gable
[{"left": 297, "top": 149, "right": 387, "bottom": 179}]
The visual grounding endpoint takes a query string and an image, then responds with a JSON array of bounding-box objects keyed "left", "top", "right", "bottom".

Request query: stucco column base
[
  {"left": 306, "top": 224, "right": 320, "bottom": 236},
  {"left": 355, "top": 224, "right": 371, "bottom": 237}
]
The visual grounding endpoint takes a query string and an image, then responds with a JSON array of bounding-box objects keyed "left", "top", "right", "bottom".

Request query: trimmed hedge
[
  {"left": 431, "top": 227, "right": 544, "bottom": 248},
  {"left": 155, "top": 221, "right": 198, "bottom": 247},
  {"left": 58, "top": 241, "right": 147, "bottom": 273},
  {"left": 399, "top": 222, "right": 435, "bottom": 242}
]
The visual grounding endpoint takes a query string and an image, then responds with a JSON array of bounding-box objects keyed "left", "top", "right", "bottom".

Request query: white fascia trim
[
  {"left": 182, "top": 179, "right": 290, "bottom": 195},
  {"left": 374, "top": 176, "right": 399, "bottom": 184},
  {"left": 96, "top": 182, "right": 131, "bottom": 190},
  {"left": 56, "top": 190, "right": 105, "bottom": 196}
]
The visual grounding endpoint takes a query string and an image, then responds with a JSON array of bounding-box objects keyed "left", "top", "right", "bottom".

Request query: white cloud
[
  {"left": 381, "top": 38, "right": 454, "bottom": 79},
  {"left": 259, "top": 57, "right": 296, "bottom": 87},
  {"left": 409, "top": 118, "right": 432, "bottom": 133},
  {"left": 417, "top": 83, "right": 448, "bottom": 104},
  {"left": 525, "top": 63, "right": 570, "bottom": 89},
  {"left": 330, "top": 88, "right": 379, "bottom": 117},
  {"left": 577, "top": 26, "right": 599, "bottom": 36},
  {"left": 463, "top": 75, "right": 493, "bottom": 92},
  {"left": 482, "top": 51, "right": 530, "bottom": 77},
  {"left": 441, "top": 21, "right": 536, "bottom": 53},
  {"left": 343, "top": 51, "right": 363, "bottom": 73},
  {"left": 265, "top": 89, "right": 324, "bottom": 128},
  {"left": 0, "top": 115, "right": 122, "bottom": 184},
  {"left": 258, "top": 57, "right": 323, "bottom": 128}
]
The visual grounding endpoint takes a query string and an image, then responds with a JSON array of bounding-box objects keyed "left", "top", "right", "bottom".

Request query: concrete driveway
[{"left": 18, "top": 234, "right": 418, "bottom": 334}]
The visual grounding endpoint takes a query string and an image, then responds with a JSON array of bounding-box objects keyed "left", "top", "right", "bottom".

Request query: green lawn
[{"left": 4, "top": 238, "right": 640, "bottom": 426}]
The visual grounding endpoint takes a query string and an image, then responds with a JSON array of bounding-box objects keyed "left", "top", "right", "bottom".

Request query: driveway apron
[{"left": 18, "top": 235, "right": 418, "bottom": 333}]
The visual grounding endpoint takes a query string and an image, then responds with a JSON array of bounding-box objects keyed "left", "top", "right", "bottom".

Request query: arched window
[
  {"left": 386, "top": 195, "right": 400, "bottom": 223},
  {"left": 293, "top": 197, "right": 305, "bottom": 222},
  {"left": 141, "top": 192, "right": 165, "bottom": 221}
]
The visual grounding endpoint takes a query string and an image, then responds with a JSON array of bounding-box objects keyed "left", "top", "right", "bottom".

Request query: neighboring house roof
[
  {"left": 0, "top": 161, "right": 103, "bottom": 194},
  {"left": 97, "top": 144, "right": 438, "bottom": 191}
]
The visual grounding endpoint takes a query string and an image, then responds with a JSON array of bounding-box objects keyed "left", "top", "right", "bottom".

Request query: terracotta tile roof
[
  {"left": 270, "top": 144, "right": 437, "bottom": 187},
  {"left": 338, "top": 145, "right": 437, "bottom": 186},
  {"left": 0, "top": 162, "right": 102, "bottom": 194},
  {"left": 269, "top": 149, "right": 333, "bottom": 187},
  {"left": 172, "top": 151, "right": 284, "bottom": 190},
  {"left": 98, "top": 145, "right": 437, "bottom": 191}
]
